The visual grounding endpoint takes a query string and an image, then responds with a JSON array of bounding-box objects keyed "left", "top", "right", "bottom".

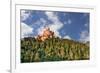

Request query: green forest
[{"left": 21, "top": 37, "right": 89, "bottom": 63}]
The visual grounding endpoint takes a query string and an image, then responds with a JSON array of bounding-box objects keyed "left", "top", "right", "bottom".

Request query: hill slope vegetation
[{"left": 21, "top": 37, "right": 89, "bottom": 63}]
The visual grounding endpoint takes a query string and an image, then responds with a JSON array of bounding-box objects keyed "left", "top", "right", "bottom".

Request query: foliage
[{"left": 21, "top": 37, "right": 89, "bottom": 63}]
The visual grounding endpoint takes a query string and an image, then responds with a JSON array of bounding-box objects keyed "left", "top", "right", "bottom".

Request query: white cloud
[
  {"left": 45, "top": 11, "right": 64, "bottom": 37},
  {"left": 21, "top": 10, "right": 31, "bottom": 21},
  {"left": 63, "top": 19, "right": 72, "bottom": 25},
  {"left": 79, "top": 30, "right": 89, "bottom": 43},
  {"left": 68, "top": 19, "right": 72, "bottom": 24},
  {"left": 64, "top": 21, "right": 67, "bottom": 25},
  {"left": 45, "top": 12, "right": 58, "bottom": 22},
  {"left": 40, "top": 18, "right": 46, "bottom": 23},
  {"left": 63, "top": 35, "right": 71, "bottom": 40},
  {"left": 32, "top": 18, "right": 47, "bottom": 27},
  {"left": 84, "top": 23, "right": 89, "bottom": 27},
  {"left": 32, "top": 18, "right": 47, "bottom": 35},
  {"left": 21, "top": 22, "right": 33, "bottom": 38},
  {"left": 37, "top": 26, "right": 45, "bottom": 35}
]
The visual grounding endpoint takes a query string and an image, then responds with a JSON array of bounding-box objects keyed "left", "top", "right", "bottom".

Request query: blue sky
[{"left": 21, "top": 9, "right": 89, "bottom": 42}]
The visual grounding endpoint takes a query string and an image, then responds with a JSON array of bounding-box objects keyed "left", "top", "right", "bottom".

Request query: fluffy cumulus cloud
[
  {"left": 29, "top": 11, "right": 64, "bottom": 38},
  {"left": 20, "top": 10, "right": 33, "bottom": 38},
  {"left": 45, "top": 11, "right": 64, "bottom": 38},
  {"left": 79, "top": 30, "right": 89, "bottom": 43},
  {"left": 63, "top": 35, "right": 71, "bottom": 40},
  {"left": 32, "top": 18, "right": 47, "bottom": 35},
  {"left": 21, "top": 22, "right": 33, "bottom": 38},
  {"left": 21, "top": 10, "right": 31, "bottom": 21}
]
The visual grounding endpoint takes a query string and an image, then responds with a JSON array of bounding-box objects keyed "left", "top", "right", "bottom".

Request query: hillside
[{"left": 21, "top": 37, "right": 89, "bottom": 63}]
